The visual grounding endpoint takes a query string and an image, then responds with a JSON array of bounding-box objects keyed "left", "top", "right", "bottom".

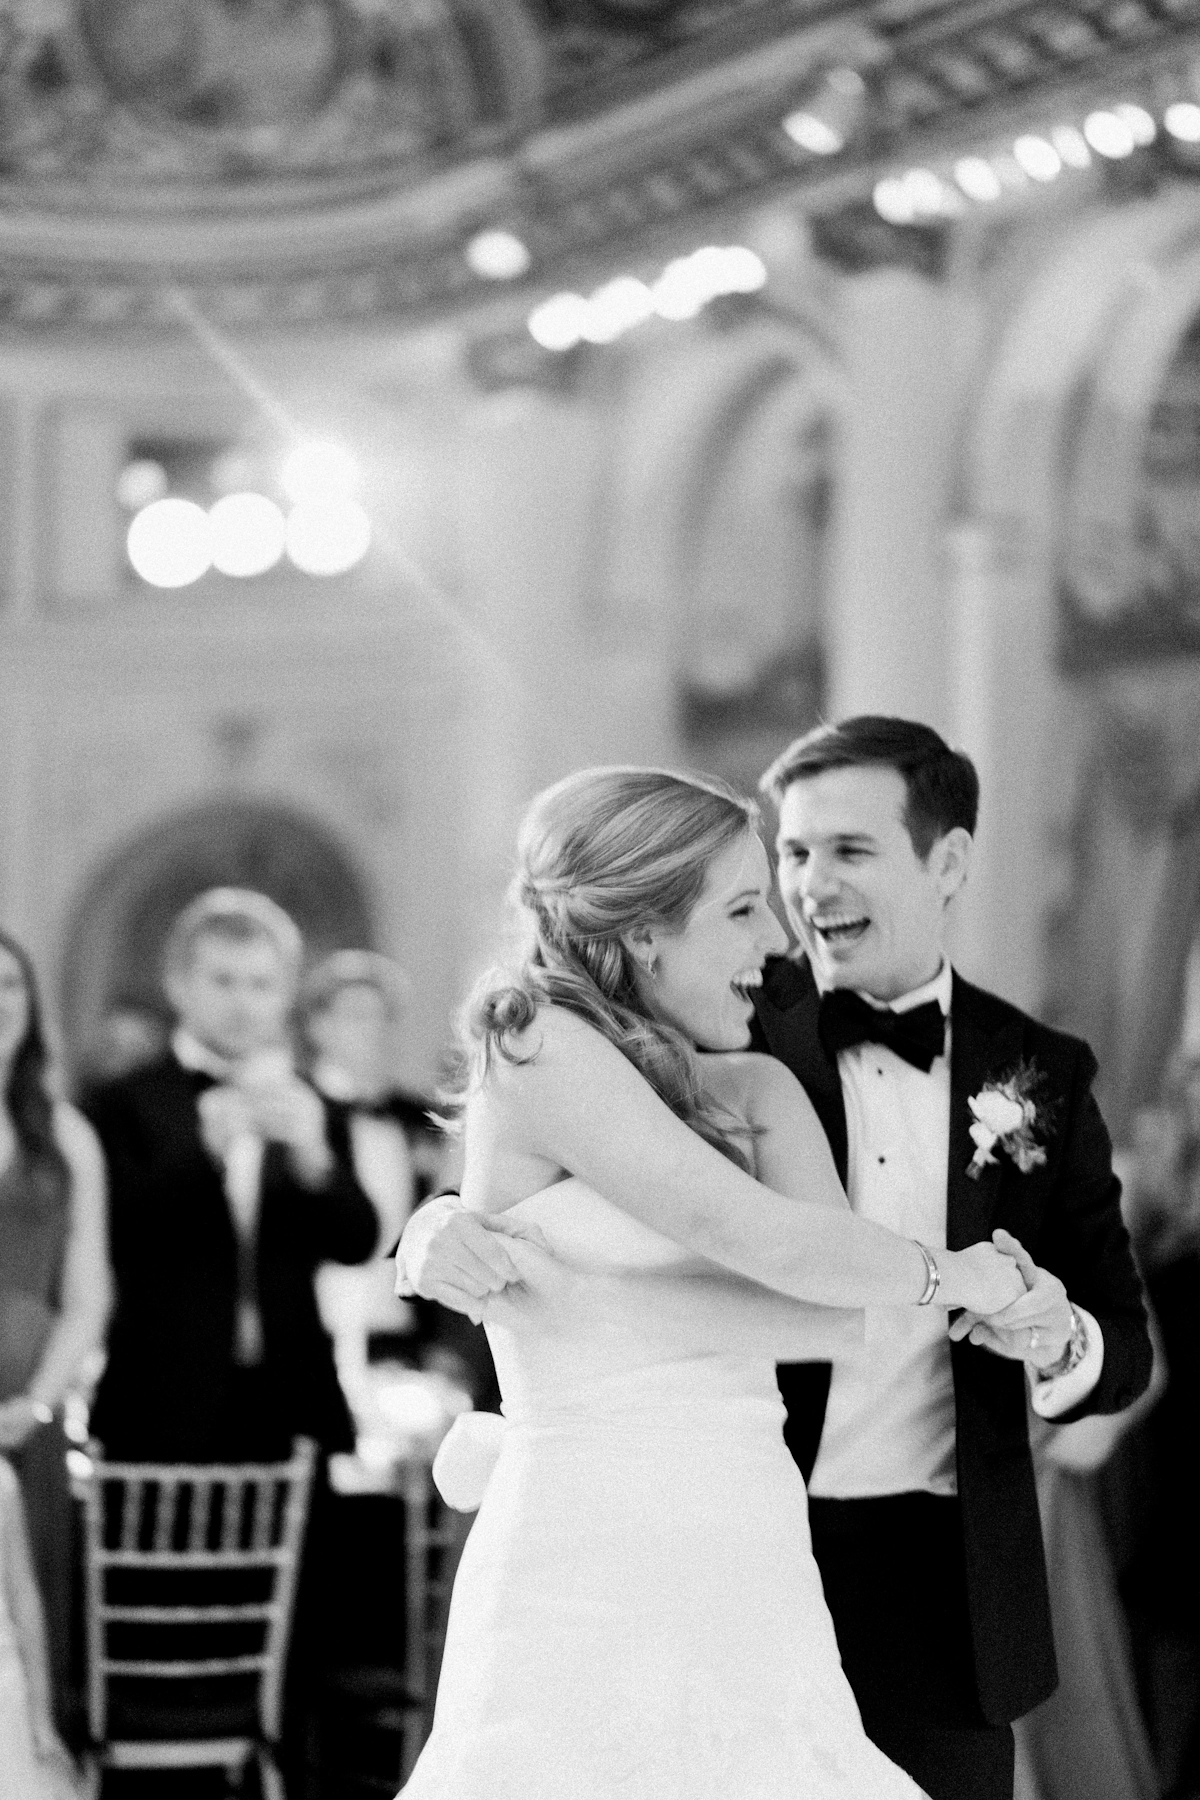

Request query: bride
[{"left": 398, "top": 766, "right": 1024, "bottom": 1800}]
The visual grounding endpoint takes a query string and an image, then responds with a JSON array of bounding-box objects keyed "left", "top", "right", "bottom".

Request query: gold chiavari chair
[{"left": 72, "top": 1436, "right": 316, "bottom": 1797}]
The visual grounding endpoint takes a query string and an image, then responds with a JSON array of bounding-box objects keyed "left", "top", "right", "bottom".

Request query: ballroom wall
[{"left": 5, "top": 175, "right": 1200, "bottom": 1097}]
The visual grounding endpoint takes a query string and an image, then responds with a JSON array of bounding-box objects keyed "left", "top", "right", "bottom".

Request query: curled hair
[
  {"left": 453, "top": 766, "right": 762, "bottom": 1165},
  {"left": 0, "top": 928, "right": 69, "bottom": 1208}
]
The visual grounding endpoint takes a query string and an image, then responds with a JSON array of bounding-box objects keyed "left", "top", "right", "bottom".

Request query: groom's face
[{"left": 774, "top": 764, "right": 967, "bottom": 1002}]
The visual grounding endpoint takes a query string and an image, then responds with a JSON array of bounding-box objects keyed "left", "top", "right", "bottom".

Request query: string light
[{"left": 527, "top": 247, "right": 767, "bottom": 352}]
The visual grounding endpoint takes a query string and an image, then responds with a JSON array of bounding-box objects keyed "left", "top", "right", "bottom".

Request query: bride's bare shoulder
[
  {"left": 700, "top": 1051, "right": 806, "bottom": 1121},
  {"left": 486, "top": 1002, "right": 621, "bottom": 1090}
]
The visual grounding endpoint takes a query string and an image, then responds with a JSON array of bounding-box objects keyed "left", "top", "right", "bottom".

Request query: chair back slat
[
  {"left": 101, "top": 1603, "right": 277, "bottom": 1625},
  {"left": 97, "top": 1547, "right": 289, "bottom": 1569},
  {"left": 74, "top": 1437, "right": 318, "bottom": 1757},
  {"left": 250, "top": 1476, "right": 275, "bottom": 1552},
  {"left": 118, "top": 1476, "right": 144, "bottom": 1552},
  {"left": 104, "top": 1655, "right": 270, "bottom": 1679},
  {"left": 152, "top": 1477, "right": 179, "bottom": 1552},
  {"left": 188, "top": 1477, "right": 212, "bottom": 1552},
  {"left": 220, "top": 1477, "right": 245, "bottom": 1552}
]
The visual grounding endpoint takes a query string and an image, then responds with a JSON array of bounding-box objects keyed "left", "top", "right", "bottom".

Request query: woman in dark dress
[{"left": 0, "top": 930, "right": 111, "bottom": 1742}]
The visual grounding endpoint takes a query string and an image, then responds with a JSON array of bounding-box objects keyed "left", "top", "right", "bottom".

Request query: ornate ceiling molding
[{"left": 3, "top": 0, "right": 1200, "bottom": 328}]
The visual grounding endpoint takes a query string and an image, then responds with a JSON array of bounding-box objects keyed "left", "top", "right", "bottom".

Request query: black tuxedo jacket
[
  {"left": 750, "top": 955, "right": 1152, "bottom": 1723},
  {"left": 86, "top": 1055, "right": 379, "bottom": 1461}
]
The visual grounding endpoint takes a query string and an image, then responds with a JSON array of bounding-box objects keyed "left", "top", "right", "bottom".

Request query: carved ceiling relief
[
  {"left": 0, "top": 0, "right": 771, "bottom": 186},
  {"left": 0, "top": 0, "right": 543, "bottom": 181}
]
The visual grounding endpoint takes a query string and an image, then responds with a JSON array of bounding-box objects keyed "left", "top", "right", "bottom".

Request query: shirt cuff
[{"left": 1030, "top": 1306, "right": 1104, "bottom": 1419}]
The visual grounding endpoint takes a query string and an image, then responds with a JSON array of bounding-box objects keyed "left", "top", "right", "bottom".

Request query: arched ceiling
[{"left": 4, "top": 0, "right": 1200, "bottom": 329}]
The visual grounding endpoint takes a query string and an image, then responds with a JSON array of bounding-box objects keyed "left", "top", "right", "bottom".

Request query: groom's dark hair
[{"left": 759, "top": 716, "right": 979, "bottom": 859}]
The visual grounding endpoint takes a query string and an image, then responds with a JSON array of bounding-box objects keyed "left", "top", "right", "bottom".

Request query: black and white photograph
[{"left": 2, "top": 3, "right": 1200, "bottom": 1797}]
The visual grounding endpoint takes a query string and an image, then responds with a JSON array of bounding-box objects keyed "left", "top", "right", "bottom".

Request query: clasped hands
[
  {"left": 398, "top": 1203, "right": 1074, "bottom": 1371},
  {"left": 198, "top": 1076, "right": 332, "bottom": 1183},
  {"left": 948, "top": 1228, "right": 1075, "bottom": 1373}
]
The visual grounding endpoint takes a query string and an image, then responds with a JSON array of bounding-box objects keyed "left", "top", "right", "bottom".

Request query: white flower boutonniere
[{"left": 967, "top": 1062, "right": 1051, "bottom": 1180}]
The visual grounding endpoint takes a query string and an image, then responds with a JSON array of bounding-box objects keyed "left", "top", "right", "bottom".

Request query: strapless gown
[{"left": 399, "top": 1179, "right": 925, "bottom": 1799}]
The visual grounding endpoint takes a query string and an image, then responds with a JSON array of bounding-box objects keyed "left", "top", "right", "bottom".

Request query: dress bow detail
[{"left": 432, "top": 1411, "right": 509, "bottom": 1512}]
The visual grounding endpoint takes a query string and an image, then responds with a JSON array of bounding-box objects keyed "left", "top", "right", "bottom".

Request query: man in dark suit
[
  {"left": 397, "top": 718, "right": 1152, "bottom": 1800},
  {"left": 87, "top": 888, "right": 379, "bottom": 1462},
  {"left": 744, "top": 716, "right": 1151, "bottom": 1800}
]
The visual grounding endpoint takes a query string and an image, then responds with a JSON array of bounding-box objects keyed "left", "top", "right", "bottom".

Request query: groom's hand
[
  {"left": 948, "top": 1229, "right": 1075, "bottom": 1371},
  {"left": 396, "top": 1195, "right": 550, "bottom": 1324}
]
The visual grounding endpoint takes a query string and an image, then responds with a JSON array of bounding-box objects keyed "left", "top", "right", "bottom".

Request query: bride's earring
[{"left": 646, "top": 952, "right": 658, "bottom": 980}]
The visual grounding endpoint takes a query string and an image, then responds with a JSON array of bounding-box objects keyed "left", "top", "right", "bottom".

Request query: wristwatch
[{"left": 1036, "top": 1305, "right": 1088, "bottom": 1382}]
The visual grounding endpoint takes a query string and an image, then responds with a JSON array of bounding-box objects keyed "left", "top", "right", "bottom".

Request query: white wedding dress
[{"left": 399, "top": 1179, "right": 926, "bottom": 1800}]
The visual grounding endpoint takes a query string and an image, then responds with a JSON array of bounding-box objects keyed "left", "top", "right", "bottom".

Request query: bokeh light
[
  {"left": 466, "top": 229, "right": 532, "bottom": 280},
  {"left": 1051, "top": 125, "right": 1091, "bottom": 167},
  {"left": 953, "top": 157, "right": 1003, "bottom": 202},
  {"left": 281, "top": 442, "right": 359, "bottom": 505},
  {"left": 126, "top": 498, "right": 212, "bottom": 588},
  {"left": 1164, "top": 101, "right": 1200, "bottom": 142},
  {"left": 582, "top": 277, "right": 655, "bottom": 343},
  {"left": 1114, "top": 102, "right": 1156, "bottom": 145},
  {"left": 1084, "top": 111, "right": 1136, "bottom": 157},
  {"left": 1013, "top": 135, "right": 1062, "bottom": 181},
  {"left": 285, "top": 498, "right": 372, "bottom": 576},
  {"left": 116, "top": 459, "right": 168, "bottom": 512},
  {"left": 528, "top": 293, "right": 592, "bottom": 351},
  {"left": 209, "top": 492, "right": 287, "bottom": 578},
  {"left": 783, "top": 110, "right": 844, "bottom": 155}
]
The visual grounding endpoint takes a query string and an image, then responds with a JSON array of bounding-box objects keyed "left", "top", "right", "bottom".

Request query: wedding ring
[{"left": 1029, "top": 1327, "right": 1040, "bottom": 1352}]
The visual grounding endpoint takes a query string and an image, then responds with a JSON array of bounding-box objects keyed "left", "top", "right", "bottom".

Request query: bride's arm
[
  {"left": 487, "top": 1007, "right": 1021, "bottom": 1314},
  {"left": 701, "top": 1050, "right": 848, "bottom": 1213},
  {"left": 488, "top": 1250, "right": 864, "bottom": 1363}
]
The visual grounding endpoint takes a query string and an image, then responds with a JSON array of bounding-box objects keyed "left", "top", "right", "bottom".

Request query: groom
[
  {"left": 747, "top": 716, "right": 1151, "bottom": 1800},
  {"left": 397, "top": 716, "right": 1152, "bottom": 1800}
]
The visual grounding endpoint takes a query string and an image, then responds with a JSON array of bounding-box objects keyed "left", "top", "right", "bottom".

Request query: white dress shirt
[{"left": 807, "top": 964, "right": 1103, "bottom": 1501}]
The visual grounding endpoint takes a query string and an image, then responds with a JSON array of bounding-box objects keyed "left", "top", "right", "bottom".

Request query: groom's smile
[{"left": 773, "top": 765, "right": 970, "bottom": 1003}]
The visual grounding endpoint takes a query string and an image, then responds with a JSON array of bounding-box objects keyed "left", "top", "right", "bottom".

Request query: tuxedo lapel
[
  {"left": 946, "top": 974, "right": 1025, "bottom": 1250},
  {"left": 752, "top": 957, "right": 848, "bottom": 1183}
]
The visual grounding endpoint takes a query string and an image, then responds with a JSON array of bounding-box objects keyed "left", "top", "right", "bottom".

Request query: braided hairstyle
[{"left": 455, "top": 766, "right": 762, "bottom": 1166}]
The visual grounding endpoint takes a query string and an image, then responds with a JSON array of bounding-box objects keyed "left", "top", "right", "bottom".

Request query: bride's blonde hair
[{"left": 453, "top": 765, "right": 761, "bottom": 1164}]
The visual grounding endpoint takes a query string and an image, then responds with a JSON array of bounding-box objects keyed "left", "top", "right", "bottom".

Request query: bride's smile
[{"left": 627, "top": 832, "right": 787, "bottom": 1051}]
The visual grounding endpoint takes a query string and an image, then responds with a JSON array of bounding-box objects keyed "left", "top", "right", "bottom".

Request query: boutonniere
[{"left": 966, "top": 1061, "right": 1051, "bottom": 1179}]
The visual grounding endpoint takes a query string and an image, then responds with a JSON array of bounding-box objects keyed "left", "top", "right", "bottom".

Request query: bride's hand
[
  {"left": 480, "top": 1236, "right": 580, "bottom": 1333},
  {"left": 937, "top": 1240, "right": 1026, "bottom": 1315}
]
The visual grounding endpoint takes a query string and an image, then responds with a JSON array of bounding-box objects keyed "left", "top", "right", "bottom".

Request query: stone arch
[
  {"left": 952, "top": 187, "right": 1200, "bottom": 1118},
  {"left": 59, "top": 797, "right": 375, "bottom": 1081},
  {"left": 608, "top": 312, "right": 842, "bottom": 787}
]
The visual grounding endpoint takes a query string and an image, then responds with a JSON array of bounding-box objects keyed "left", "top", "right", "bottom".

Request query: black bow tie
[{"left": 818, "top": 989, "right": 946, "bottom": 1072}]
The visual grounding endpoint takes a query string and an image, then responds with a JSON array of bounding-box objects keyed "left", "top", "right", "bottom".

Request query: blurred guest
[
  {"left": 74, "top": 1002, "right": 167, "bottom": 1102},
  {"left": 84, "top": 889, "right": 378, "bottom": 1463},
  {"left": 0, "top": 1458, "right": 83, "bottom": 1800},
  {"left": 1119, "top": 1058, "right": 1200, "bottom": 1798},
  {"left": 300, "top": 951, "right": 438, "bottom": 1400},
  {"left": 0, "top": 928, "right": 110, "bottom": 1743},
  {"left": 297, "top": 950, "right": 501, "bottom": 1413}
]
